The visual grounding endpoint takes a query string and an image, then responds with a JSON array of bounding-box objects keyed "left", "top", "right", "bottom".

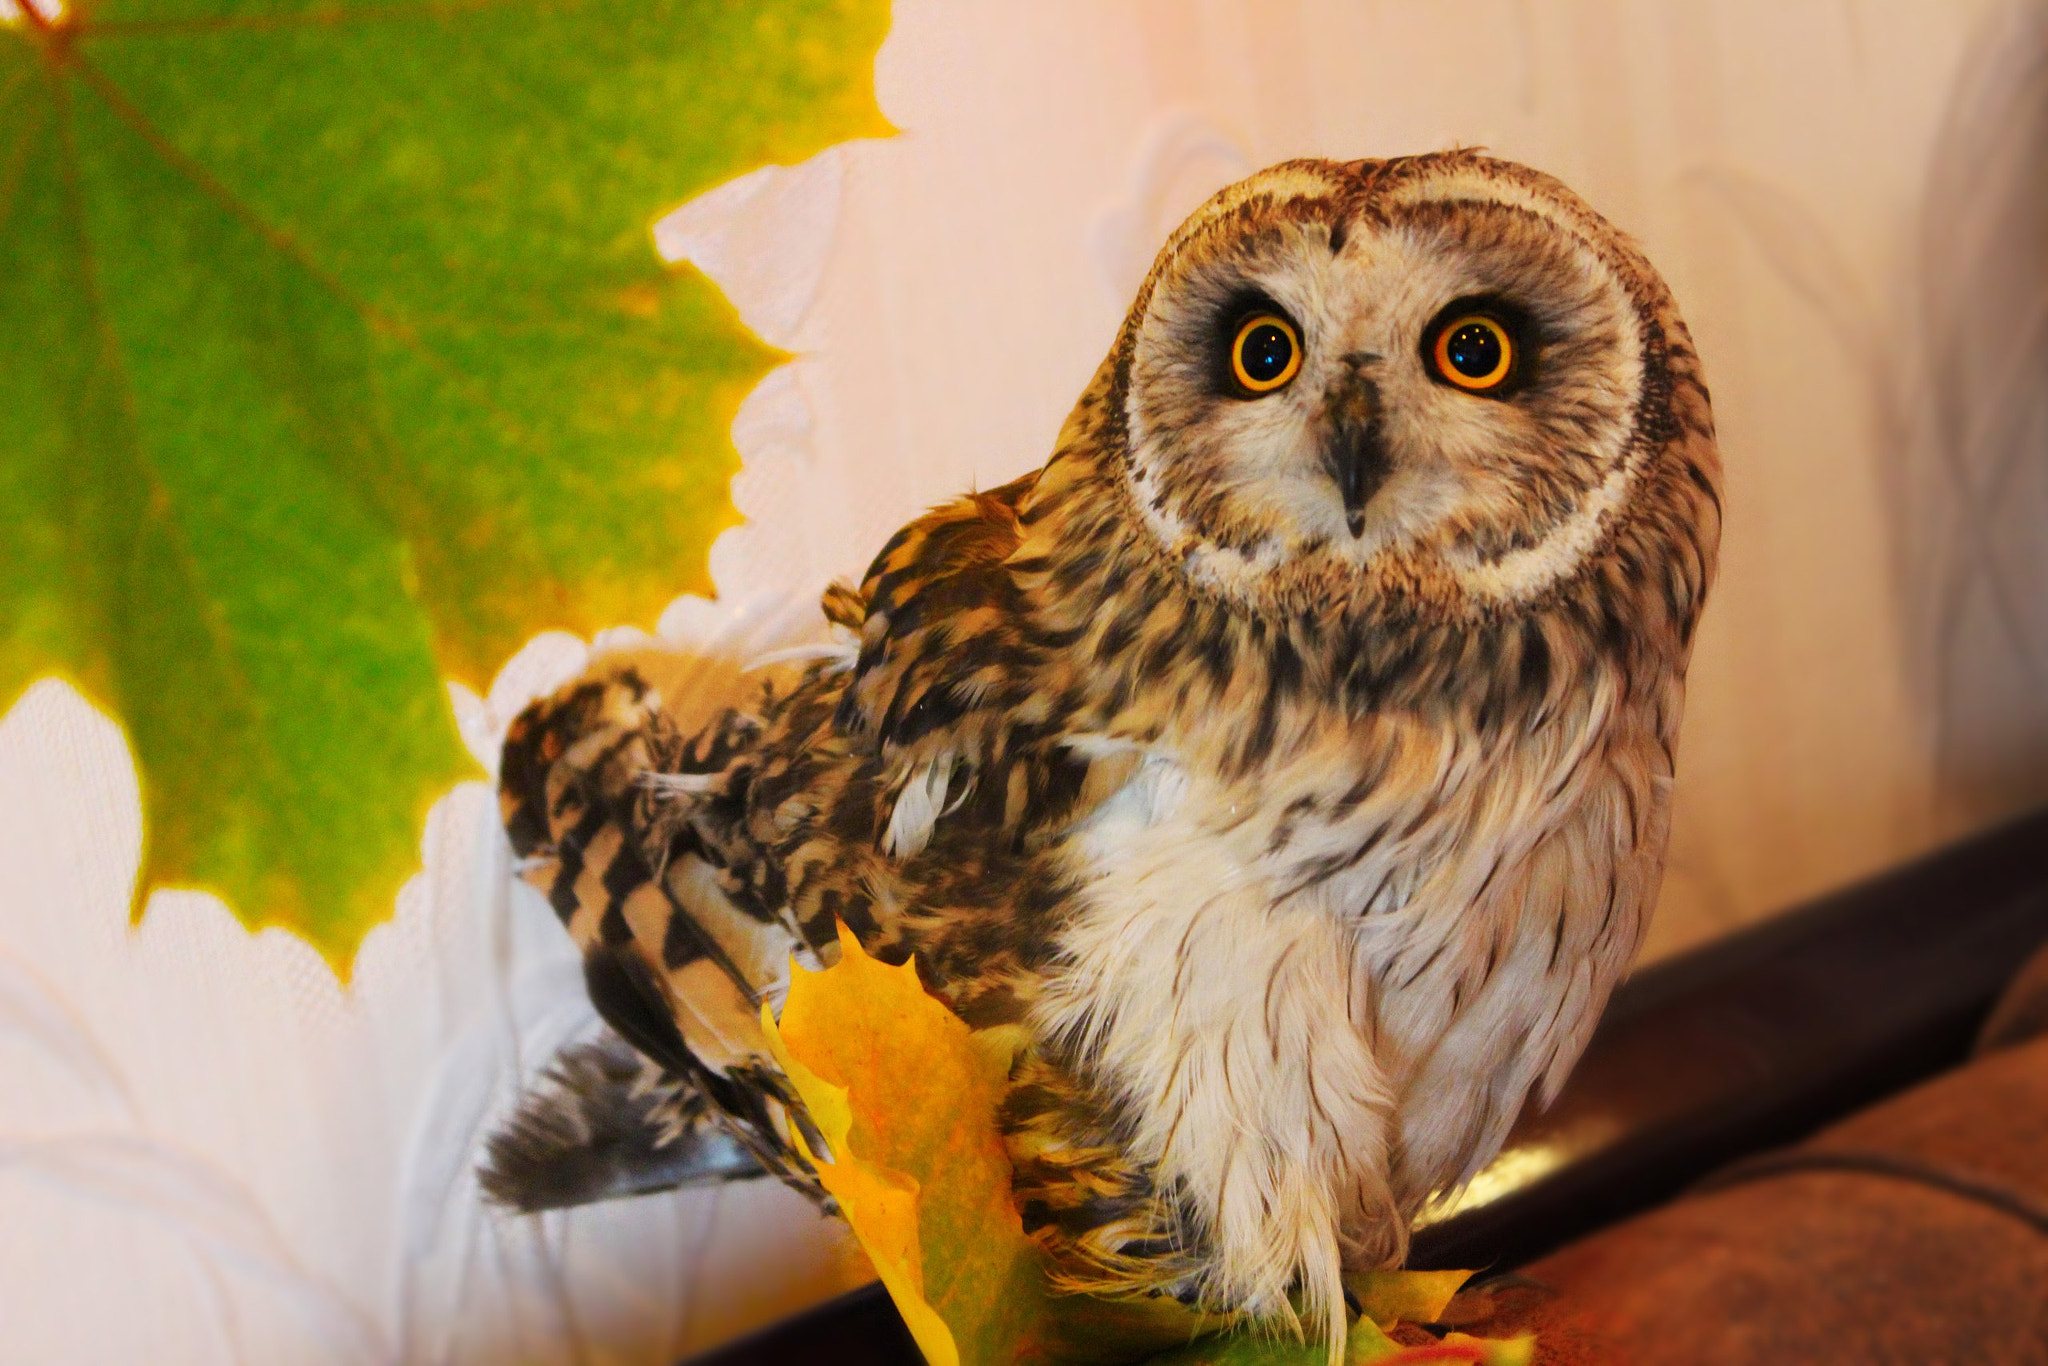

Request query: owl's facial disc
[{"left": 1121, "top": 158, "right": 1651, "bottom": 615}]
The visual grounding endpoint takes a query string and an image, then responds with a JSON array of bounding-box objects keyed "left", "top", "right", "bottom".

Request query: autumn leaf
[
  {"left": 763, "top": 925, "right": 1536, "bottom": 1366},
  {"left": 1137, "top": 1318, "right": 1401, "bottom": 1366},
  {"left": 0, "top": 0, "right": 891, "bottom": 964},
  {"left": 1143, "top": 1324, "right": 1533, "bottom": 1366},
  {"left": 1344, "top": 1270, "right": 1476, "bottom": 1333},
  {"left": 1139, "top": 1290, "right": 1536, "bottom": 1366},
  {"left": 763, "top": 923, "right": 1229, "bottom": 1366}
]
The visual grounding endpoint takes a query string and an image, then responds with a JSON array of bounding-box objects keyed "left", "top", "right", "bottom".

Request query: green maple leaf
[{"left": 0, "top": 0, "right": 891, "bottom": 963}]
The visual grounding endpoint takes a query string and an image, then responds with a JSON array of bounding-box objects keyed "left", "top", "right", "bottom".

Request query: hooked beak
[{"left": 1322, "top": 374, "right": 1391, "bottom": 538}]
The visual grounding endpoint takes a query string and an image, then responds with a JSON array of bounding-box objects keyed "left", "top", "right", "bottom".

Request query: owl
[{"left": 483, "top": 151, "right": 1722, "bottom": 1361}]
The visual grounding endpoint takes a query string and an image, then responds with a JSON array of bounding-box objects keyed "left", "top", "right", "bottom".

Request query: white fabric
[{"left": 5, "top": 1, "right": 2045, "bottom": 1360}]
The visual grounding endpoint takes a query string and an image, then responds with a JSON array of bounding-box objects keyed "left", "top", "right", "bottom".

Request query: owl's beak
[{"left": 1323, "top": 374, "right": 1391, "bottom": 537}]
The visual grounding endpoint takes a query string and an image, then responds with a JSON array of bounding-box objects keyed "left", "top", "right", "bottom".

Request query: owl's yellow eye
[
  {"left": 1430, "top": 313, "right": 1515, "bottom": 391},
  {"left": 1230, "top": 314, "right": 1302, "bottom": 394}
]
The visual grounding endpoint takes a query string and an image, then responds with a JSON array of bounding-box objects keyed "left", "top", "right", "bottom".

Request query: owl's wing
[
  {"left": 486, "top": 471, "right": 1102, "bottom": 1209},
  {"left": 836, "top": 472, "right": 1036, "bottom": 750},
  {"left": 834, "top": 472, "right": 1075, "bottom": 859},
  {"left": 487, "top": 651, "right": 830, "bottom": 1212}
]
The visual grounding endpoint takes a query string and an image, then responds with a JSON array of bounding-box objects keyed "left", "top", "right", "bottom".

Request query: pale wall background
[{"left": 3, "top": 1, "right": 2044, "bottom": 1362}]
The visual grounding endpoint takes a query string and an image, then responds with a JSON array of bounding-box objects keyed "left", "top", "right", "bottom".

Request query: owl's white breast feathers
[
  {"left": 1034, "top": 678, "right": 1659, "bottom": 1364},
  {"left": 1038, "top": 756, "right": 1395, "bottom": 1356}
]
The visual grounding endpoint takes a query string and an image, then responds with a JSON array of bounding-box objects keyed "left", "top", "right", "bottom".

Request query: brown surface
[
  {"left": 1979, "top": 938, "right": 2048, "bottom": 1055},
  {"left": 1452, "top": 1034, "right": 2048, "bottom": 1364}
]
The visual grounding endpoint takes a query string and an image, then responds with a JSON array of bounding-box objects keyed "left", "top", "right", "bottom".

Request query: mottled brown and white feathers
[{"left": 483, "top": 151, "right": 1722, "bottom": 1363}]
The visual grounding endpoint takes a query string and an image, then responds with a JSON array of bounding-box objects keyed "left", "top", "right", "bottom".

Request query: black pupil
[
  {"left": 1239, "top": 322, "right": 1294, "bottom": 383},
  {"left": 1445, "top": 320, "right": 1504, "bottom": 379}
]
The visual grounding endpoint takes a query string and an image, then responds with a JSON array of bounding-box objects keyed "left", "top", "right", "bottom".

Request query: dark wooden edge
[
  {"left": 689, "top": 805, "right": 2048, "bottom": 1364},
  {"left": 688, "top": 1281, "right": 916, "bottom": 1366}
]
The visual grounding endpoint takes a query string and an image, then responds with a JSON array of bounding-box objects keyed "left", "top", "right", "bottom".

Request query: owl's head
[{"left": 1108, "top": 152, "right": 1715, "bottom": 621}]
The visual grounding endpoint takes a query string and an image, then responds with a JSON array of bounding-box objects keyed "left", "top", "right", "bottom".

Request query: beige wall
[
  {"left": 777, "top": 0, "right": 2048, "bottom": 961},
  {"left": 2, "top": 3, "right": 2042, "bottom": 1362}
]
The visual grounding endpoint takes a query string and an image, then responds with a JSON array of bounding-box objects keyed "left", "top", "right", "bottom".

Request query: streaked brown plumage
[{"left": 484, "top": 151, "right": 1721, "bottom": 1361}]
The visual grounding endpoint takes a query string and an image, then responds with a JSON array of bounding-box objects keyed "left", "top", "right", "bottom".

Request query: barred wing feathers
[
  {"left": 487, "top": 649, "right": 828, "bottom": 1209},
  {"left": 482, "top": 473, "right": 1137, "bottom": 1215}
]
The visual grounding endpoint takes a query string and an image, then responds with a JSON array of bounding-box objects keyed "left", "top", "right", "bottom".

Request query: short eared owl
[{"left": 485, "top": 151, "right": 1721, "bottom": 1359}]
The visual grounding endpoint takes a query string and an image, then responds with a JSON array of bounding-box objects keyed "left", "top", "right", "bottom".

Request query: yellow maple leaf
[
  {"left": 761, "top": 924, "right": 1225, "bottom": 1365},
  {"left": 1343, "top": 1270, "right": 1475, "bottom": 1332}
]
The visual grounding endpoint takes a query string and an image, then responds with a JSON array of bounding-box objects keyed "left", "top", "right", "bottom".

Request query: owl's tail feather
[{"left": 479, "top": 1033, "right": 762, "bottom": 1213}]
